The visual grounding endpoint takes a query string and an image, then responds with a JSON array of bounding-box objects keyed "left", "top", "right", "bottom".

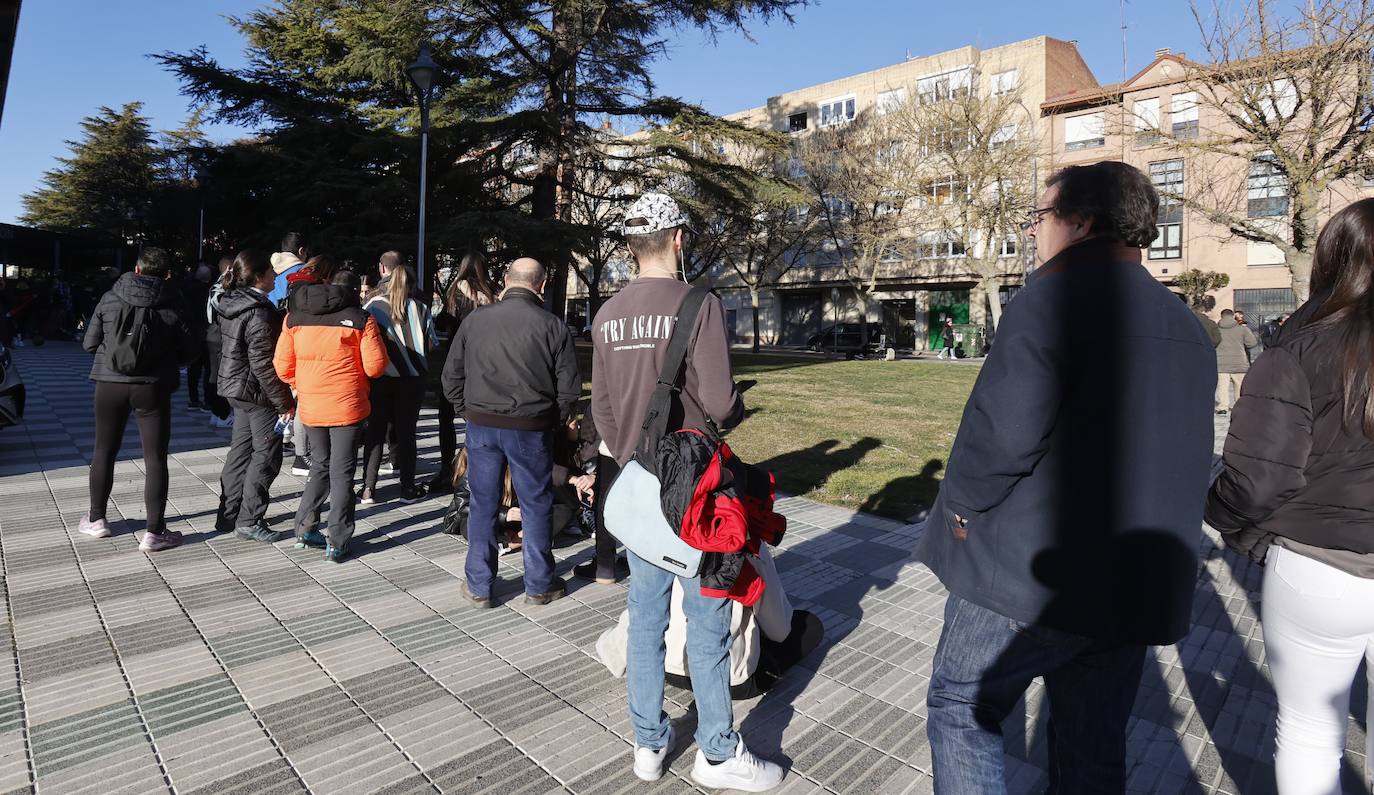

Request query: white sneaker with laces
[
  {"left": 690, "top": 739, "right": 785, "bottom": 792},
  {"left": 632, "top": 724, "right": 676, "bottom": 782}
]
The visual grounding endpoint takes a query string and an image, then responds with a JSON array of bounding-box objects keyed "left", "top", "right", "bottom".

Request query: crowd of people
[{"left": 55, "top": 160, "right": 1374, "bottom": 793}]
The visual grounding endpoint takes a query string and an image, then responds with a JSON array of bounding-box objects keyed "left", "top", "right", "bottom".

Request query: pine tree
[
  {"left": 157, "top": 0, "right": 806, "bottom": 311},
  {"left": 20, "top": 103, "right": 164, "bottom": 237}
]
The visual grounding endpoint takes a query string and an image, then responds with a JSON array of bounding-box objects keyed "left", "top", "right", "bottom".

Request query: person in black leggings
[{"left": 79, "top": 247, "right": 194, "bottom": 551}]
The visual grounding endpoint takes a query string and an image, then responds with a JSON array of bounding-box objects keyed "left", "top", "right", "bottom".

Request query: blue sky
[{"left": 0, "top": 0, "right": 1207, "bottom": 224}]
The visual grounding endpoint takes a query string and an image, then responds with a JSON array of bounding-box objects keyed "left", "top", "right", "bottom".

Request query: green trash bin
[{"left": 951, "top": 324, "right": 986, "bottom": 358}]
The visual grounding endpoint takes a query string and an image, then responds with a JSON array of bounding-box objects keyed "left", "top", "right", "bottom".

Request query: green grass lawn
[{"left": 577, "top": 349, "right": 981, "bottom": 522}]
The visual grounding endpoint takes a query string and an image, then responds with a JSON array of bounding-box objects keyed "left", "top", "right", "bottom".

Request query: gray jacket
[{"left": 1216, "top": 318, "right": 1258, "bottom": 373}]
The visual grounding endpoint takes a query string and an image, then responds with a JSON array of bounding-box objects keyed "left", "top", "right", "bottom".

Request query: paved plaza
[{"left": 0, "top": 342, "right": 1365, "bottom": 794}]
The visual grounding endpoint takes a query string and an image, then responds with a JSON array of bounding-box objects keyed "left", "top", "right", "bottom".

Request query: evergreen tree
[
  {"left": 20, "top": 103, "right": 164, "bottom": 238},
  {"left": 157, "top": 0, "right": 805, "bottom": 312}
]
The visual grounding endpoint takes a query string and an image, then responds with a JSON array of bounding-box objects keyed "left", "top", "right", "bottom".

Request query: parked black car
[
  {"left": 806, "top": 322, "right": 886, "bottom": 356},
  {"left": 0, "top": 340, "right": 24, "bottom": 429}
]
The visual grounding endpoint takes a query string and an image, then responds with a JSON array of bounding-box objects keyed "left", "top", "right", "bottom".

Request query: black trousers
[
  {"left": 186, "top": 342, "right": 211, "bottom": 403},
  {"left": 295, "top": 423, "right": 363, "bottom": 548},
  {"left": 217, "top": 400, "right": 283, "bottom": 529},
  {"left": 437, "top": 398, "right": 458, "bottom": 474},
  {"left": 363, "top": 377, "right": 423, "bottom": 490},
  {"left": 89, "top": 381, "right": 172, "bottom": 530},
  {"left": 594, "top": 454, "right": 621, "bottom": 572}
]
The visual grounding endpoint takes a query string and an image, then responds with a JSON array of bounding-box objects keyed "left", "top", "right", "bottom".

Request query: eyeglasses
[{"left": 1019, "top": 207, "right": 1055, "bottom": 232}]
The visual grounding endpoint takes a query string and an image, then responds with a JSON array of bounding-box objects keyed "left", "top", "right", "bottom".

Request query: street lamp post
[
  {"left": 406, "top": 44, "right": 439, "bottom": 288},
  {"left": 193, "top": 165, "right": 206, "bottom": 266}
]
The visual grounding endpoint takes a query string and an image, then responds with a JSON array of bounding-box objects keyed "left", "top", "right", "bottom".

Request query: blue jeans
[
  {"left": 926, "top": 594, "right": 1147, "bottom": 794},
  {"left": 464, "top": 422, "right": 556, "bottom": 597},
  {"left": 626, "top": 551, "right": 738, "bottom": 760}
]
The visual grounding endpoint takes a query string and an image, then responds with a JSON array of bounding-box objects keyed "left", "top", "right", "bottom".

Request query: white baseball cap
[{"left": 622, "top": 192, "right": 692, "bottom": 236}]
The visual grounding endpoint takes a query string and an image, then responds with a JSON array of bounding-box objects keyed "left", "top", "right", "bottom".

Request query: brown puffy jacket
[{"left": 274, "top": 283, "right": 388, "bottom": 427}]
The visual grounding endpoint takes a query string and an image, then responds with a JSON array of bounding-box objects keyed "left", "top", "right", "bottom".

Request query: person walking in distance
[
  {"left": 274, "top": 267, "right": 387, "bottom": 562},
  {"left": 442, "top": 258, "right": 580, "bottom": 607},
  {"left": 79, "top": 247, "right": 197, "bottom": 551},
  {"left": 591, "top": 192, "right": 783, "bottom": 791},
  {"left": 1207, "top": 199, "right": 1374, "bottom": 795},
  {"left": 916, "top": 163, "right": 1216, "bottom": 793},
  {"left": 360, "top": 251, "right": 436, "bottom": 504},
  {"left": 1215, "top": 308, "right": 1259, "bottom": 414},
  {"left": 938, "top": 319, "right": 957, "bottom": 359},
  {"left": 428, "top": 252, "right": 494, "bottom": 494},
  {"left": 212, "top": 250, "right": 297, "bottom": 541}
]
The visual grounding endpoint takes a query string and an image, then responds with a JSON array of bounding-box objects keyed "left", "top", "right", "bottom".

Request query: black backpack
[{"left": 107, "top": 300, "right": 165, "bottom": 376}]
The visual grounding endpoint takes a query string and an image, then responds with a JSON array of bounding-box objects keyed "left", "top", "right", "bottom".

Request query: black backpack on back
[{"left": 107, "top": 300, "right": 165, "bottom": 376}]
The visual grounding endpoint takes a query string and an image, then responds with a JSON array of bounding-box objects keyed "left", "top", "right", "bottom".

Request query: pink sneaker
[
  {"left": 78, "top": 514, "right": 111, "bottom": 539},
  {"left": 139, "top": 529, "right": 183, "bottom": 552}
]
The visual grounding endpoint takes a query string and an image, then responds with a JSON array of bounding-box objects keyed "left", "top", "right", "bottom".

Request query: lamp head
[{"left": 406, "top": 44, "right": 438, "bottom": 98}]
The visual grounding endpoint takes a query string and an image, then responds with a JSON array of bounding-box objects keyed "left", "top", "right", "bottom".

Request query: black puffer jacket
[
  {"left": 83, "top": 272, "right": 193, "bottom": 386},
  {"left": 1206, "top": 291, "right": 1374, "bottom": 554},
  {"left": 215, "top": 288, "right": 294, "bottom": 413}
]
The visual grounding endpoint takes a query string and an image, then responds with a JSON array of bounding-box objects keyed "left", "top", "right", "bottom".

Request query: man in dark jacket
[
  {"left": 916, "top": 162, "right": 1216, "bottom": 792},
  {"left": 442, "top": 257, "right": 580, "bottom": 607},
  {"left": 79, "top": 247, "right": 197, "bottom": 552}
]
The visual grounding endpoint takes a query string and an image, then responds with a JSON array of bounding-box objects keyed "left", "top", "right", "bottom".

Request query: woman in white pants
[{"left": 1206, "top": 198, "right": 1374, "bottom": 795}]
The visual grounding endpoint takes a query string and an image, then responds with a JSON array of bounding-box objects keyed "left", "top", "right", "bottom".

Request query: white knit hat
[{"left": 622, "top": 192, "right": 691, "bottom": 236}]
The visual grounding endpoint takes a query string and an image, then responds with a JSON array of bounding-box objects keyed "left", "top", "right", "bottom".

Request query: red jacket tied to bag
[{"left": 657, "top": 429, "right": 786, "bottom": 606}]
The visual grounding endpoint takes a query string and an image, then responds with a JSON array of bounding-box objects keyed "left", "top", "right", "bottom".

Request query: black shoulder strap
[{"left": 636, "top": 287, "right": 710, "bottom": 461}]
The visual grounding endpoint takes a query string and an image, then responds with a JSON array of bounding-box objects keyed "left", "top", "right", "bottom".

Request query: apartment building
[
  {"left": 569, "top": 35, "right": 1372, "bottom": 349},
  {"left": 1044, "top": 50, "right": 1374, "bottom": 325}
]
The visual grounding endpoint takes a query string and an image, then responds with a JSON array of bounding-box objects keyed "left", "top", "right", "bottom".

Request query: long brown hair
[
  {"left": 1309, "top": 198, "right": 1374, "bottom": 439},
  {"left": 447, "top": 252, "right": 494, "bottom": 314},
  {"left": 385, "top": 263, "right": 415, "bottom": 324},
  {"left": 305, "top": 255, "right": 340, "bottom": 284}
]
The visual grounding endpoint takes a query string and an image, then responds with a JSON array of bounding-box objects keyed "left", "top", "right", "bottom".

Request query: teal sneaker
[
  {"left": 295, "top": 529, "right": 327, "bottom": 549},
  {"left": 324, "top": 543, "right": 349, "bottom": 563}
]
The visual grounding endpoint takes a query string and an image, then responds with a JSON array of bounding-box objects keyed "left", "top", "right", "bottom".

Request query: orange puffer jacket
[{"left": 274, "top": 283, "right": 388, "bottom": 426}]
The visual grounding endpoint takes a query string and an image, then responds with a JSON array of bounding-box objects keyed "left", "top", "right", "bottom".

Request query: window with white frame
[
  {"left": 1363, "top": 170, "right": 1374, "bottom": 188},
  {"left": 822, "top": 195, "right": 855, "bottom": 218},
  {"left": 990, "top": 124, "right": 1017, "bottom": 149},
  {"left": 819, "top": 95, "right": 857, "bottom": 127},
  {"left": 999, "top": 235, "right": 1018, "bottom": 257},
  {"left": 1149, "top": 159, "right": 1184, "bottom": 259},
  {"left": 921, "top": 125, "right": 968, "bottom": 155},
  {"left": 1255, "top": 79, "right": 1298, "bottom": 121},
  {"left": 916, "top": 232, "right": 966, "bottom": 259},
  {"left": 917, "top": 67, "right": 972, "bottom": 104},
  {"left": 1171, "top": 92, "right": 1199, "bottom": 139},
  {"left": 877, "top": 88, "right": 906, "bottom": 115},
  {"left": 922, "top": 175, "right": 966, "bottom": 206},
  {"left": 991, "top": 69, "right": 1018, "bottom": 96},
  {"left": 1248, "top": 152, "right": 1289, "bottom": 218},
  {"left": 1064, "top": 112, "right": 1105, "bottom": 151},
  {"left": 1133, "top": 97, "right": 1161, "bottom": 144}
]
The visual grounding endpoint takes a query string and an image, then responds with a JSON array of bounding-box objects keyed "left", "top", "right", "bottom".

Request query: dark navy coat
[{"left": 916, "top": 238, "right": 1217, "bottom": 645}]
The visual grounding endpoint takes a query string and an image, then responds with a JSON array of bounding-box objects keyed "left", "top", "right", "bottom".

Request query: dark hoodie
[
  {"left": 83, "top": 272, "right": 194, "bottom": 385},
  {"left": 214, "top": 288, "right": 294, "bottom": 413}
]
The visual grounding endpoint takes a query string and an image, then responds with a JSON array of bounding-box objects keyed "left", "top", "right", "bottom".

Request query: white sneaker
[
  {"left": 691, "top": 739, "right": 785, "bottom": 792},
  {"left": 78, "top": 514, "right": 111, "bottom": 539},
  {"left": 632, "top": 723, "right": 676, "bottom": 782}
]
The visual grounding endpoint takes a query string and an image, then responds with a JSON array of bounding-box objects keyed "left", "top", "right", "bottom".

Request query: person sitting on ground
[
  {"left": 79, "top": 247, "right": 197, "bottom": 551},
  {"left": 274, "top": 264, "right": 387, "bottom": 562}
]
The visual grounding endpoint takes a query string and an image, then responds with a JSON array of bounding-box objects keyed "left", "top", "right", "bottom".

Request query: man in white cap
[{"left": 591, "top": 192, "right": 783, "bottom": 790}]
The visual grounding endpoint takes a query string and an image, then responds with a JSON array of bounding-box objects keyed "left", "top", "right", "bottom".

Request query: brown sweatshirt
[{"left": 591, "top": 277, "right": 744, "bottom": 464}]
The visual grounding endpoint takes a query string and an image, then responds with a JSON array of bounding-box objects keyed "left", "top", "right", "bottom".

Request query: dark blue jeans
[
  {"left": 464, "top": 422, "right": 556, "bottom": 598},
  {"left": 926, "top": 594, "right": 1147, "bottom": 794}
]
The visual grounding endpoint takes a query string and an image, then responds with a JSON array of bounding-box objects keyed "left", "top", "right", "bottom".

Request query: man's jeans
[
  {"left": 926, "top": 594, "right": 1147, "bottom": 794},
  {"left": 626, "top": 551, "right": 738, "bottom": 761},
  {"left": 464, "top": 422, "right": 556, "bottom": 597}
]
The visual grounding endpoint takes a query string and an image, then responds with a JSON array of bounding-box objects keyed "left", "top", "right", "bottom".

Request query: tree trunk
[
  {"left": 750, "top": 287, "right": 761, "bottom": 354},
  {"left": 534, "top": 7, "right": 576, "bottom": 319},
  {"left": 1288, "top": 249, "right": 1313, "bottom": 303},
  {"left": 980, "top": 275, "right": 1004, "bottom": 333}
]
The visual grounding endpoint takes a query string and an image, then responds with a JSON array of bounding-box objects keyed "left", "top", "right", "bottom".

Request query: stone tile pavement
[{"left": 0, "top": 342, "right": 1366, "bottom": 794}]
